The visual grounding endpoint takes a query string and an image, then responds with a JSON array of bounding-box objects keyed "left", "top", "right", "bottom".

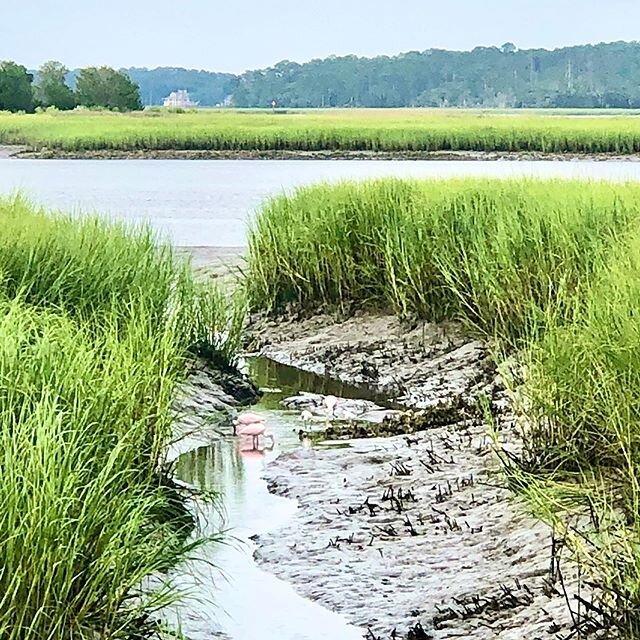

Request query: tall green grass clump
[
  {"left": 0, "top": 197, "right": 243, "bottom": 639},
  {"left": 515, "top": 233, "right": 640, "bottom": 636},
  {"left": 248, "top": 178, "right": 640, "bottom": 345},
  {"left": 0, "top": 197, "right": 245, "bottom": 367},
  {"left": 3, "top": 109, "right": 640, "bottom": 155},
  {"left": 522, "top": 231, "right": 640, "bottom": 471},
  {"left": 520, "top": 226, "right": 640, "bottom": 475},
  {"left": 248, "top": 177, "right": 640, "bottom": 635}
]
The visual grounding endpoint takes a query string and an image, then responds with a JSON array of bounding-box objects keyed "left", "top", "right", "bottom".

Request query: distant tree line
[
  {"left": 0, "top": 61, "right": 142, "bottom": 112},
  {"left": 230, "top": 41, "right": 640, "bottom": 108},
  {"left": 119, "top": 41, "right": 640, "bottom": 109},
  {"left": 6, "top": 41, "right": 640, "bottom": 112}
]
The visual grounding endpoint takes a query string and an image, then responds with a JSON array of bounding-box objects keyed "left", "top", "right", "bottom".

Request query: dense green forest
[
  {"left": 122, "top": 41, "right": 640, "bottom": 108},
  {"left": 64, "top": 68, "right": 236, "bottom": 107},
  {"left": 5, "top": 41, "right": 640, "bottom": 112},
  {"left": 0, "top": 62, "right": 141, "bottom": 112}
]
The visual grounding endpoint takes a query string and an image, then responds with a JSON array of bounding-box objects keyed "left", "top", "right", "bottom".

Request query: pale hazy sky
[{"left": 3, "top": 0, "right": 639, "bottom": 73}]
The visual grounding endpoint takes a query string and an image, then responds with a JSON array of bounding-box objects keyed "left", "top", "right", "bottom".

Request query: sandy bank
[
  {"left": 0, "top": 145, "right": 27, "bottom": 159},
  {"left": 176, "top": 245, "right": 244, "bottom": 272}
]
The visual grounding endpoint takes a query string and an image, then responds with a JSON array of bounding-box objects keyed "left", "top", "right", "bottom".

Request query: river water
[
  {"left": 3, "top": 157, "right": 640, "bottom": 638},
  {"left": 168, "top": 359, "right": 372, "bottom": 639},
  {"left": 2, "top": 158, "right": 640, "bottom": 247}
]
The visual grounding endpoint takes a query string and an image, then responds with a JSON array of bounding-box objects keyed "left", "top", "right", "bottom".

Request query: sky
[{"left": 3, "top": 0, "right": 640, "bottom": 73}]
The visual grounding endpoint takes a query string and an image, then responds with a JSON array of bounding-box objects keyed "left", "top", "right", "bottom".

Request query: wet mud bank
[
  {"left": 0, "top": 145, "right": 26, "bottom": 158},
  {"left": 247, "top": 313, "right": 592, "bottom": 638},
  {"left": 12, "top": 146, "right": 640, "bottom": 161},
  {"left": 246, "top": 313, "right": 497, "bottom": 409}
]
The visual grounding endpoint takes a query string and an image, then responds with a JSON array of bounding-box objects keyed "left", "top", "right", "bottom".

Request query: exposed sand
[
  {"left": 175, "top": 246, "right": 245, "bottom": 285},
  {"left": 0, "top": 145, "right": 26, "bottom": 159}
]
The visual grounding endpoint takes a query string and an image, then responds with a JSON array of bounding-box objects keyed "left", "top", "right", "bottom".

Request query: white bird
[
  {"left": 324, "top": 395, "right": 338, "bottom": 419},
  {"left": 300, "top": 409, "right": 315, "bottom": 432}
]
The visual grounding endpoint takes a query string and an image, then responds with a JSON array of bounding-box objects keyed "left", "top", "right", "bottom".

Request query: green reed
[
  {"left": 248, "top": 178, "right": 640, "bottom": 345},
  {"left": 3, "top": 108, "right": 640, "bottom": 154},
  {"left": 0, "top": 197, "right": 242, "bottom": 639}
]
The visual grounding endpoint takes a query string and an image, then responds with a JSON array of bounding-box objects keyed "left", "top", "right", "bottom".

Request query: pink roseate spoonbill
[
  {"left": 233, "top": 411, "right": 265, "bottom": 435},
  {"left": 236, "top": 421, "right": 274, "bottom": 450},
  {"left": 240, "top": 434, "right": 274, "bottom": 458}
]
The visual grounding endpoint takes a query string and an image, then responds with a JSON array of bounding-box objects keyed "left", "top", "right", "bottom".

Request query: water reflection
[
  {"left": 4, "top": 158, "right": 640, "bottom": 247},
  {"left": 176, "top": 442, "right": 245, "bottom": 525},
  {"left": 172, "top": 360, "right": 363, "bottom": 639},
  {"left": 247, "top": 355, "right": 396, "bottom": 409}
]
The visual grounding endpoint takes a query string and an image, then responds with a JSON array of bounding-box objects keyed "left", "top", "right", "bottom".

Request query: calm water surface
[
  {"left": 170, "top": 358, "right": 367, "bottom": 639},
  {"left": 2, "top": 159, "right": 640, "bottom": 246}
]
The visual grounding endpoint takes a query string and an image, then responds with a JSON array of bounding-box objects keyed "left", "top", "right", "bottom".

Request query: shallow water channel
[{"left": 169, "top": 358, "right": 382, "bottom": 639}]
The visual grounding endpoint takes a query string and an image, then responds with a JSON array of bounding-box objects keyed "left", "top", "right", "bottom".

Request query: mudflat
[
  {"left": 175, "top": 246, "right": 245, "bottom": 283},
  {"left": 246, "top": 313, "right": 590, "bottom": 638}
]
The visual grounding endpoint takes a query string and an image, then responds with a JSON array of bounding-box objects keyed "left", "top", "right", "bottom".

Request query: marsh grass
[
  {"left": 248, "top": 178, "right": 640, "bottom": 345},
  {"left": 3, "top": 108, "right": 640, "bottom": 154},
  {"left": 247, "top": 177, "right": 640, "bottom": 636},
  {"left": 513, "top": 230, "right": 640, "bottom": 635},
  {"left": 0, "top": 197, "right": 242, "bottom": 639}
]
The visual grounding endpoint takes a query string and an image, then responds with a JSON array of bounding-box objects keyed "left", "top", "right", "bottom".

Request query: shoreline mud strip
[
  {"left": 7, "top": 146, "right": 640, "bottom": 162},
  {"left": 246, "top": 313, "right": 599, "bottom": 638}
]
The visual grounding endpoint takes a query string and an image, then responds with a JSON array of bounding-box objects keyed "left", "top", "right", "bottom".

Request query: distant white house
[{"left": 163, "top": 90, "right": 199, "bottom": 108}]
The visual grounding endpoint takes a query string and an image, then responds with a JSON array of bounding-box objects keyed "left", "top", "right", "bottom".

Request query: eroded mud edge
[
  {"left": 12, "top": 146, "right": 640, "bottom": 161},
  {"left": 246, "top": 313, "right": 598, "bottom": 639}
]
